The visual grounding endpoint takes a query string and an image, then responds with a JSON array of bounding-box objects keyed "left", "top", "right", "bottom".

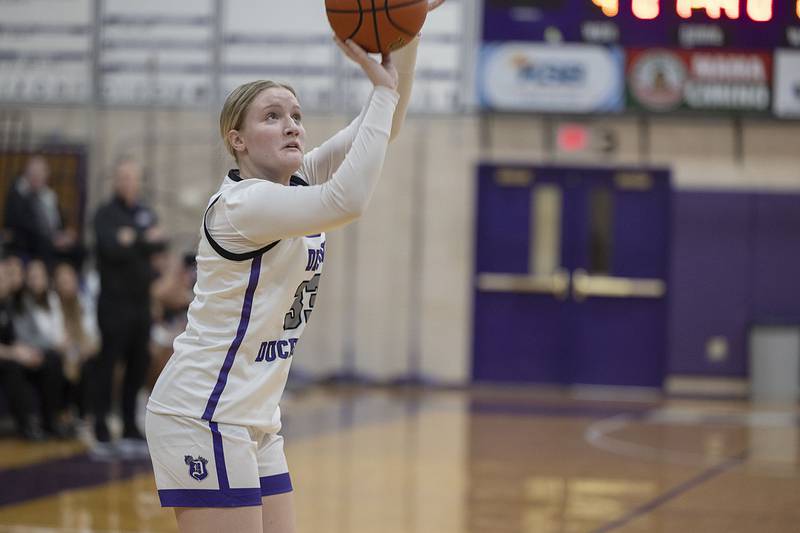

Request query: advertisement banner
[
  {"left": 478, "top": 43, "right": 624, "bottom": 113},
  {"left": 774, "top": 49, "right": 800, "bottom": 118},
  {"left": 627, "top": 49, "right": 772, "bottom": 113}
]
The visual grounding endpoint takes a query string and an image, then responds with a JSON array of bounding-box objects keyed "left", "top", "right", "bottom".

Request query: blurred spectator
[
  {"left": 54, "top": 262, "right": 99, "bottom": 421},
  {"left": 5, "top": 255, "right": 26, "bottom": 311},
  {"left": 12, "top": 259, "right": 73, "bottom": 437},
  {"left": 2, "top": 155, "right": 79, "bottom": 266},
  {"left": 148, "top": 251, "right": 195, "bottom": 389},
  {"left": 92, "top": 157, "right": 166, "bottom": 452},
  {"left": 14, "top": 260, "right": 67, "bottom": 353},
  {"left": 0, "top": 257, "right": 64, "bottom": 441}
]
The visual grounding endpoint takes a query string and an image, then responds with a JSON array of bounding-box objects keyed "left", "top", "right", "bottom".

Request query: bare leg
[
  {"left": 175, "top": 506, "right": 262, "bottom": 533},
  {"left": 262, "top": 492, "right": 296, "bottom": 533}
]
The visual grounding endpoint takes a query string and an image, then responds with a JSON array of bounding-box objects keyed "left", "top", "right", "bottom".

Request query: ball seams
[
  {"left": 383, "top": 1, "right": 419, "bottom": 39},
  {"left": 346, "top": 0, "right": 366, "bottom": 41},
  {"left": 327, "top": 0, "right": 426, "bottom": 53},
  {"left": 370, "top": 0, "right": 383, "bottom": 54},
  {"left": 326, "top": 0, "right": 427, "bottom": 14}
]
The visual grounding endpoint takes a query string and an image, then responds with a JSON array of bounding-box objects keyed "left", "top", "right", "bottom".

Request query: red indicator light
[{"left": 557, "top": 124, "right": 590, "bottom": 152}]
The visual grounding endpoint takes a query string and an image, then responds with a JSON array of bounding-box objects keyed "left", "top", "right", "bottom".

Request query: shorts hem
[
  {"left": 158, "top": 488, "right": 262, "bottom": 508},
  {"left": 260, "top": 472, "right": 293, "bottom": 497}
]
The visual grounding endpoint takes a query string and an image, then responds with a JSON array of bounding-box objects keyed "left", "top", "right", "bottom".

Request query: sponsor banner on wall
[
  {"left": 627, "top": 49, "right": 772, "bottom": 113},
  {"left": 774, "top": 50, "right": 800, "bottom": 118},
  {"left": 478, "top": 43, "right": 624, "bottom": 113}
]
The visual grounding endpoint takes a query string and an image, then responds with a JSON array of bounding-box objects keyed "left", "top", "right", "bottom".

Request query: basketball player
[{"left": 145, "top": 2, "right": 445, "bottom": 532}]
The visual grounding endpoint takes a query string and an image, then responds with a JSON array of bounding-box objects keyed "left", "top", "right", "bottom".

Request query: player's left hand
[
  {"left": 427, "top": 0, "right": 446, "bottom": 11},
  {"left": 335, "top": 37, "right": 398, "bottom": 91}
]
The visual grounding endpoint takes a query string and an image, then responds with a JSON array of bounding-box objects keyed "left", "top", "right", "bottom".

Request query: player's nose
[{"left": 284, "top": 120, "right": 300, "bottom": 136}]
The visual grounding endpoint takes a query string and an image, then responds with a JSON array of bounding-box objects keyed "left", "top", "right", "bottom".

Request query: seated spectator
[
  {"left": 11, "top": 259, "right": 70, "bottom": 437},
  {"left": 5, "top": 255, "right": 26, "bottom": 311},
  {"left": 0, "top": 257, "right": 62, "bottom": 441},
  {"left": 15, "top": 260, "right": 67, "bottom": 353},
  {"left": 53, "top": 262, "right": 99, "bottom": 420}
]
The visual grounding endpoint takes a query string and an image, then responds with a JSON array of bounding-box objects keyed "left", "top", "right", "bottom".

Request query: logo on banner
[
  {"left": 774, "top": 50, "right": 800, "bottom": 118},
  {"left": 184, "top": 455, "right": 209, "bottom": 481},
  {"left": 511, "top": 54, "right": 585, "bottom": 85},
  {"left": 684, "top": 52, "right": 770, "bottom": 110},
  {"left": 629, "top": 51, "right": 686, "bottom": 111},
  {"left": 628, "top": 49, "right": 771, "bottom": 112},
  {"left": 478, "top": 44, "right": 624, "bottom": 113}
]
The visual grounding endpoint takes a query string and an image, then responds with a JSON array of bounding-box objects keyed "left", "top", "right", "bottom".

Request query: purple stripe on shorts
[
  {"left": 202, "top": 255, "right": 262, "bottom": 421},
  {"left": 260, "top": 473, "right": 293, "bottom": 496},
  {"left": 158, "top": 488, "right": 262, "bottom": 508},
  {"left": 209, "top": 422, "right": 229, "bottom": 490}
]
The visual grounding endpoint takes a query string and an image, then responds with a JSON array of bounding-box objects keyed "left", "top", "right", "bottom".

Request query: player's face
[{"left": 239, "top": 87, "right": 305, "bottom": 180}]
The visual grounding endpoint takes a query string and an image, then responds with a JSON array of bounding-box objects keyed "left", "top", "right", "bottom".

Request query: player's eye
[
  {"left": 292, "top": 114, "right": 302, "bottom": 122},
  {"left": 266, "top": 112, "right": 278, "bottom": 120}
]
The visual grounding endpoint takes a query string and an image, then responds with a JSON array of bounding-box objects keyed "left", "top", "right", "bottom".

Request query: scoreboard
[
  {"left": 484, "top": 0, "right": 800, "bottom": 49},
  {"left": 479, "top": 0, "right": 800, "bottom": 116}
]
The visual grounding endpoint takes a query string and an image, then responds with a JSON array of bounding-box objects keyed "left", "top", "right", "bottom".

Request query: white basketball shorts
[{"left": 145, "top": 410, "right": 292, "bottom": 507}]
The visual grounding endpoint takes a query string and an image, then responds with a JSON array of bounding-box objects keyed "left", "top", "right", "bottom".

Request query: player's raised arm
[
  {"left": 208, "top": 41, "right": 399, "bottom": 247},
  {"left": 302, "top": 0, "right": 444, "bottom": 185},
  {"left": 301, "top": 35, "right": 420, "bottom": 186}
]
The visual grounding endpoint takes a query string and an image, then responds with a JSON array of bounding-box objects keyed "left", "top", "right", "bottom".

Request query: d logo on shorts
[{"left": 184, "top": 455, "right": 209, "bottom": 481}]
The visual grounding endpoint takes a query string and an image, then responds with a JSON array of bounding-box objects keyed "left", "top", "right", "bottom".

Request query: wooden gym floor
[{"left": 0, "top": 386, "right": 798, "bottom": 532}]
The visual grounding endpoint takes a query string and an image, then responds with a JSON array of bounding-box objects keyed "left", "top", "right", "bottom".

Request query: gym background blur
[{"left": 0, "top": 0, "right": 799, "bottom": 529}]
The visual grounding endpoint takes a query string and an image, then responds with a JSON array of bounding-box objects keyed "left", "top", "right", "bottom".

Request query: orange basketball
[{"left": 325, "top": 0, "right": 428, "bottom": 54}]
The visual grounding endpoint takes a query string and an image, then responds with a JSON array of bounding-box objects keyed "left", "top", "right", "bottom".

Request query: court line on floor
[
  {"left": 0, "top": 527, "right": 170, "bottom": 533},
  {"left": 585, "top": 413, "right": 711, "bottom": 466},
  {"left": 0, "top": 392, "right": 426, "bottom": 508},
  {"left": 0, "top": 453, "right": 152, "bottom": 507},
  {"left": 590, "top": 449, "right": 749, "bottom": 533},
  {"left": 585, "top": 408, "right": 800, "bottom": 467}
]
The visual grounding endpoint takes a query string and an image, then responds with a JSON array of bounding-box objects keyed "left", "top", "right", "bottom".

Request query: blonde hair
[{"left": 219, "top": 80, "right": 298, "bottom": 159}]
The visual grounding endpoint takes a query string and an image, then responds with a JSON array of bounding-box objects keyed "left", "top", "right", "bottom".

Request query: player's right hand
[{"left": 334, "top": 37, "right": 398, "bottom": 92}]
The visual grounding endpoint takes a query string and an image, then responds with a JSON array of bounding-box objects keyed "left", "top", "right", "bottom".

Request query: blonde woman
[
  {"left": 53, "top": 262, "right": 99, "bottom": 420},
  {"left": 145, "top": 3, "right": 444, "bottom": 532}
]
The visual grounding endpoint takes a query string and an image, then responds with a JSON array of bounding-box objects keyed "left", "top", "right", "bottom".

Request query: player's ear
[{"left": 228, "top": 129, "right": 246, "bottom": 154}]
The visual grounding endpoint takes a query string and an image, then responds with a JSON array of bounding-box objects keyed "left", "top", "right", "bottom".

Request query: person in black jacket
[
  {"left": 92, "top": 157, "right": 166, "bottom": 455},
  {"left": 2, "top": 155, "right": 78, "bottom": 266}
]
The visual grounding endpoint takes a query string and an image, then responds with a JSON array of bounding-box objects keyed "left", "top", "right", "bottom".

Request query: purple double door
[{"left": 472, "top": 164, "right": 671, "bottom": 387}]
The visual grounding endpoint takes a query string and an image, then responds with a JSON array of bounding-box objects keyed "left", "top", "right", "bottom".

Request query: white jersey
[{"left": 148, "top": 85, "right": 402, "bottom": 432}]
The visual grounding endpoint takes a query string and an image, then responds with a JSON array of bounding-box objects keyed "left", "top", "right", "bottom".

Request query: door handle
[
  {"left": 572, "top": 269, "right": 666, "bottom": 301},
  {"left": 477, "top": 269, "right": 570, "bottom": 300}
]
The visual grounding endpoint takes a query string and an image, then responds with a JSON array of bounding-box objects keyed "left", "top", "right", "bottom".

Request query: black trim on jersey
[
  {"left": 204, "top": 173, "right": 309, "bottom": 261},
  {"left": 227, "top": 169, "right": 308, "bottom": 187},
  {"left": 203, "top": 196, "right": 279, "bottom": 261},
  {"left": 290, "top": 175, "right": 309, "bottom": 187}
]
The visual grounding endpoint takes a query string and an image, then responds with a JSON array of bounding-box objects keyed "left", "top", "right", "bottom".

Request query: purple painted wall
[
  {"left": 753, "top": 195, "right": 800, "bottom": 323},
  {"left": 668, "top": 190, "right": 800, "bottom": 378}
]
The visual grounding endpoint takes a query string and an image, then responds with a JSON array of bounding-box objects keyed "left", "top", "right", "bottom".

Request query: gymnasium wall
[
  {"left": 11, "top": 105, "right": 800, "bottom": 385},
  {"left": 4, "top": 0, "right": 800, "bottom": 387}
]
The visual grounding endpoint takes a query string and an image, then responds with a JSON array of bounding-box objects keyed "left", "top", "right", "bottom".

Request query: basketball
[{"left": 325, "top": 0, "right": 428, "bottom": 54}]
